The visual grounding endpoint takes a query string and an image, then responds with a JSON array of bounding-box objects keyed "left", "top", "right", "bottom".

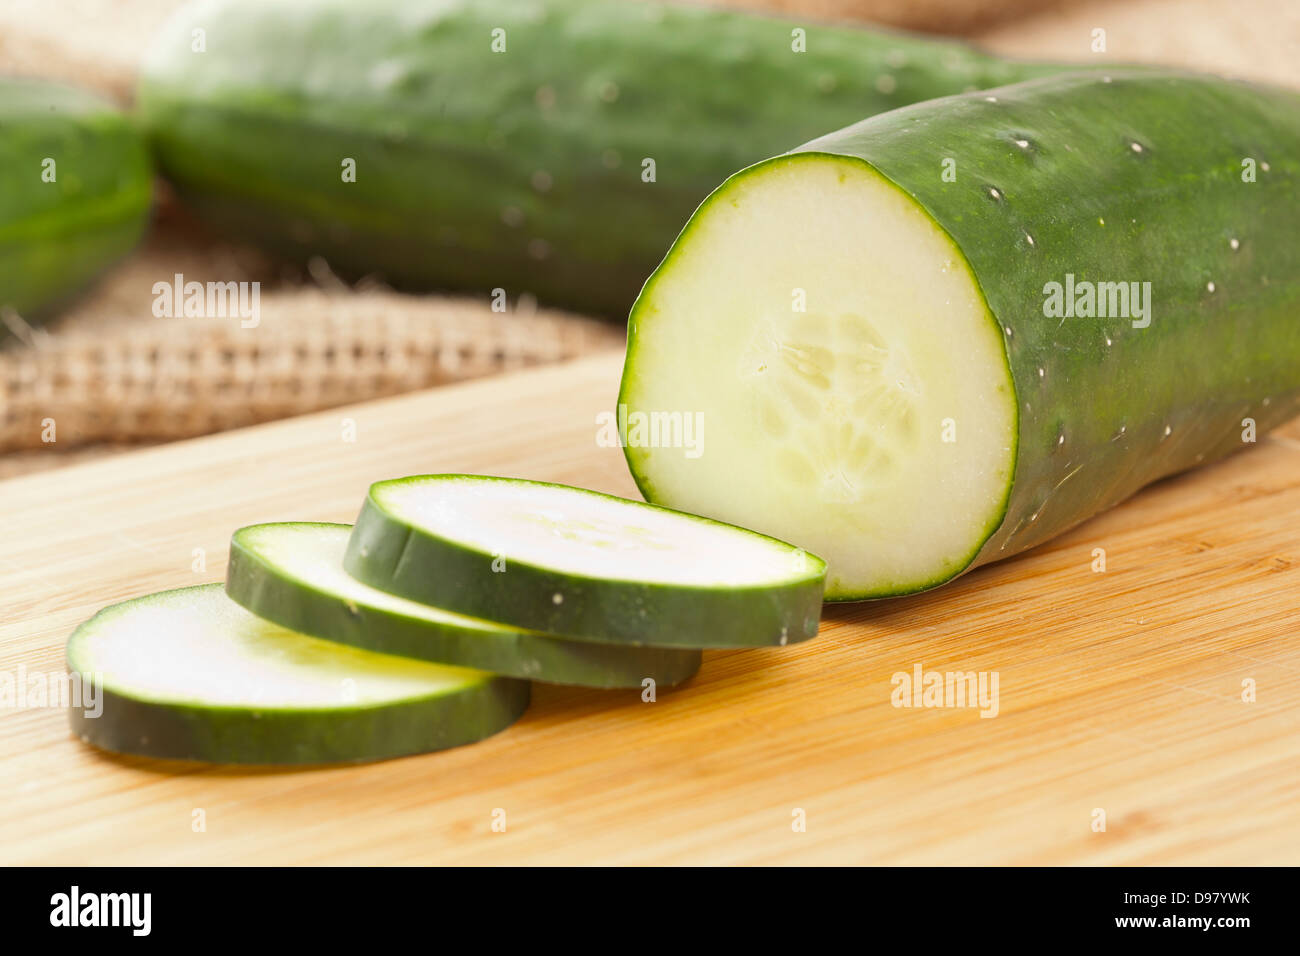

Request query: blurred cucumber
[
  {"left": 138, "top": 0, "right": 1075, "bottom": 318},
  {"left": 1, "top": 78, "right": 151, "bottom": 331}
]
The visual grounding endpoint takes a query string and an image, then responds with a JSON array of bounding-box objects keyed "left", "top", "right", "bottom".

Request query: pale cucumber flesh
[{"left": 621, "top": 156, "right": 1015, "bottom": 598}]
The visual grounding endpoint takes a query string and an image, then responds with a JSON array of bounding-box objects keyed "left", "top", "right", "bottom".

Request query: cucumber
[
  {"left": 138, "top": 0, "right": 1071, "bottom": 318},
  {"left": 1, "top": 78, "right": 151, "bottom": 327},
  {"left": 226, "top": 522, "right": 702, "bottom": 687},
  {"left": 343, "top": 475, "right": 826, "bottom": 648},
  {"left": 619, "top": 70, "right": 1300, "bottom": 600},
  {"left": 66, "top": 584, "right": 529, "bottom": 764}
]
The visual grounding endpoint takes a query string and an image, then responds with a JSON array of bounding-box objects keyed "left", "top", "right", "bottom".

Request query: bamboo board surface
[{"left": 1, "top": 352, "right": 1298, "bottom": 865}]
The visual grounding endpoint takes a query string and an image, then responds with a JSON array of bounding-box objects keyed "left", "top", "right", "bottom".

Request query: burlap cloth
[
  {"left": 0, "top": 200, "right": 623, "bottom": 474},
  {"left": 1, "top": 0, "right": 1295, "bottom": 479}
]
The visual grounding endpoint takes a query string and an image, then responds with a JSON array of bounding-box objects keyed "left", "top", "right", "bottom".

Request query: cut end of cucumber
[
  {"left": 621, "top": 154, "right": 1017, "bottom": 599},
  {"left": 368, "top": 474, "right": 826, "bottom": 588},
  {"left": 68, "top": 584, "right": 491, "bottom": 710}
]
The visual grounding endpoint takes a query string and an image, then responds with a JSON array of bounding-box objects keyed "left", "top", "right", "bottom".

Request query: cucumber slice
[
  {"left": 343, "top": 475, "right": 826, "bottom": 648},
  {"left": 66, "top": 584, "right": 529, "bottom": 764},
  {"left": 226, "top": 522, "right": 701, "bottom": 688},
  {"left": 619, "top": 70, "right": 1300, "bottom": 600}
]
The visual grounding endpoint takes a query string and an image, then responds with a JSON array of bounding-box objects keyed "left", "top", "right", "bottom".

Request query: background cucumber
[
  {"left": 619, "top": 70, "right": 1300, "bottom": 599},
  {"left": 343, "top": 474, "right": 827, "bottom": 648},
  {"left": 139, "top": 0, "right": 1075, "bottom": 318},
  {"left": 1, "top": 78, "right": 152, "bottom": 329},
  {"left": 226, "top": 522, "right": 702, "bottom": 688},
  {"left": 67, "top": 584, "right": 530, "bottom": 764}
]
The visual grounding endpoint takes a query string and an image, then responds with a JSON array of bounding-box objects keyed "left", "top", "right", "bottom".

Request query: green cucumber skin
[
  {"left": 343, "top": 479, "right": 826, "bottom": 649},
  {"left": 225, "top": 523, "right": 702, "bottom": 688},
  {"left": 795, "top": 70, "right": 1299, "bottom": 590},
  {"left": 630, "top": 70, "right": 1297, "bottom": 600},
  {"left": 139, "top": 0, "right": 1070, "bottom": 318},
  {"left": 66, "top": 584, "right": 530, "bottom": 765},
  {"left": 1, "top": 79, "right": 152, "bottom": 326},
  {"left": 69, "top": 679, "right": 530, "bottom": 765}
]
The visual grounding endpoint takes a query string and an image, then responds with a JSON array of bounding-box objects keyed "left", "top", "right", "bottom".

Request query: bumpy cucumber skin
[
  {"left": 1, "top": 79, "right": 151, "bottom": 327},
  {"left": 138, "top": 0, "right": 1070, "bottom": 318},
  {"left": 626, "top": 70, "right": 1300, "bottom": 600},
  {"left": 226, "top": 523, "right": 702, "bottom": 688},
  {"left": 66, "top": 584, "right": 530, "bottom": 765},
  {"left": 342, "top": 476, "right": 826, "bottom": 649}
]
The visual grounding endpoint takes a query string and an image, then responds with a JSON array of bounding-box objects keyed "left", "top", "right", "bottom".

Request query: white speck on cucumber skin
[
  {"left": 1207, "top": 281, "right": 1216, "bottom": 293},
  {"left": 875, "top": 74, "right": 897, "bottom": 94},
  {"left": 984, "top": 95, "right": 998, "bottom": 103},
  {"left": 1230, "top": 238, "right": 1240, "bottom": 251},
  {"left": 1130, "top": 142, "right": 1144, "bottom": 153},
  {"left": 552, "top": 593, "right": 564, "bottom": 605},
  {"left": 1163, "top": 425, "right": 1173, "bottom": 439},
  {"left": 1013, "top": 138, "right": 1030, "bottom": 149},
  {"left": 988, "top": 186, "right": 1002, "bottom": 200},
  {"left": 1025, "top": 233, "right": 1035, "bottom": 246}
]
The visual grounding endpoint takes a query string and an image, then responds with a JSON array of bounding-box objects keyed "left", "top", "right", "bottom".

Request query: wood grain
[{"left": 2, "top": 352, "right": 1298, "bottom": 864}]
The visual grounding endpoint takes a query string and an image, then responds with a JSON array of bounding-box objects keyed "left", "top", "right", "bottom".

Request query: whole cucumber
[
  {"left": 138, "top": 0, "right": 1071, "bottom": 318},
  {"left": 0, "top": 78, "right": 152, "bottom": 330},
  {"left": 618, "top": 70, "right": 1300, "bottom": 598}
]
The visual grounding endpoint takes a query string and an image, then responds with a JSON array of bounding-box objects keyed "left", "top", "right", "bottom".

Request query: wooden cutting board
[{"left": 2, "top": 352, "right": 1297, "bottom": 865}]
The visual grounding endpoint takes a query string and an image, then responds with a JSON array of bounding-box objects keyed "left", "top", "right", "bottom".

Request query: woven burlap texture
[{"left": 1, "top": 287, "right": 623, "bottom": 451}]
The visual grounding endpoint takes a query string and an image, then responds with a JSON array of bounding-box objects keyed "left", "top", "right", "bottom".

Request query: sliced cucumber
[
  {"left": 66, "top": 584, "right": 530, "bottom": 764},
  {"left": 226, "top": 522, "right": 701, "bottom": 688},
  {"left": 619, "top": 70, "right": 1300, "bottom": 600},
  {"left": 343, "top": 475, "right": 826, "bottom": 648}
]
